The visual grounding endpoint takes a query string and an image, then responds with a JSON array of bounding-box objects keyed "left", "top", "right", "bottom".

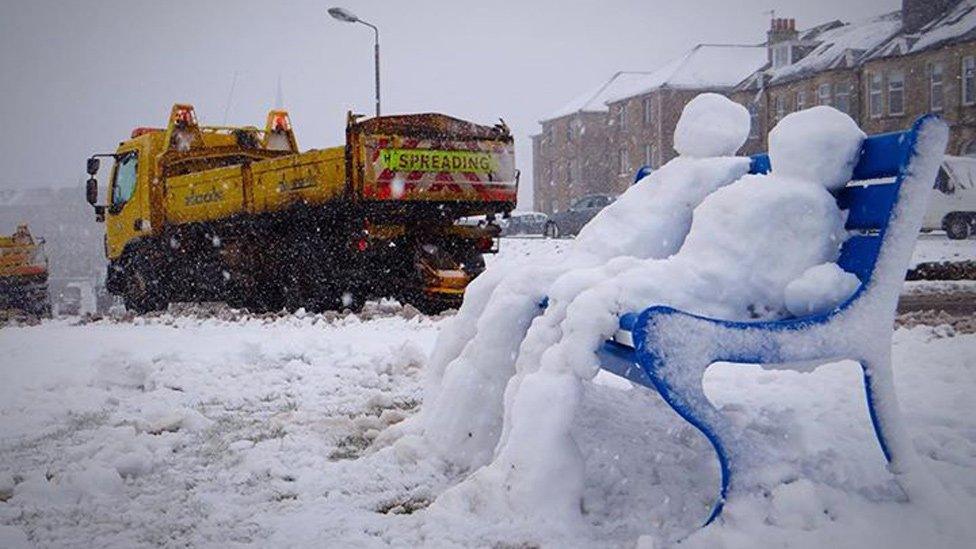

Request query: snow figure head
[
  {"left": 769, "top": 106, "right": 865, "bottom": 191},
  {"left": 673, "top": 93, "right": 751, "bottom": 158}
]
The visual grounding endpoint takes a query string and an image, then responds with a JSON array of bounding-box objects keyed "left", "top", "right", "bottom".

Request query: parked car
[
  {"left": 922, "top": 155, "right": 976, "bottom": 239},
  {"left": 544, "top": 194, "right": 616, "bottom": 238},
  {"left": 500, "top": 211, "right": 549, "bottom": 236}
]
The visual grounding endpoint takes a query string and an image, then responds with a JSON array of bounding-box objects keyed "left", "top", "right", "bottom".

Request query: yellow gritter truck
[{"left": 85, "top": 104, "right": 517, "bottom": 313}]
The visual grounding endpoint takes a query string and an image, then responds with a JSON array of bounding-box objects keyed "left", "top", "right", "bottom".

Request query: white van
[{"left": 923, "top": 155, "right": 976, "bottom": 239}]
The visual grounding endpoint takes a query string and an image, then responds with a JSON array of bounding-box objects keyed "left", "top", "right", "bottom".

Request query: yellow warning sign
[{"left": 380, "top": 149, "right": 497, "bottom": 173}]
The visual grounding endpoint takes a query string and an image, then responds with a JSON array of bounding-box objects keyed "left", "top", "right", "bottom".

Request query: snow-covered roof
[
  {"left": 601, "top": 45, "right": 768, "bottom": 104},
  {"left": 769, "top": 12, "right": 902, "bottom": 84},
  {"left": 540, "top": 72, "right": 655, "bottom": 123},
  {"left": 869, "top": 0, "right": 976, "bottom": 59}
]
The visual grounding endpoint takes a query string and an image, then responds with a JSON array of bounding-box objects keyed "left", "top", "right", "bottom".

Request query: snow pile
[
  {"left": 673, "top": 93, "right": 750, "bottom": 157},
  {"left": 785, "top": 263, "right": 861, "bottom": 316},
  {"left": 388, "top": 95, "right": 753, "bottom": 471}
]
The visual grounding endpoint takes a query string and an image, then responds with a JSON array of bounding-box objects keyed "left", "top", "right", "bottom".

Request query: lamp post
[{"left": 328, "top": 7, "right": 380, "bottom": 117}]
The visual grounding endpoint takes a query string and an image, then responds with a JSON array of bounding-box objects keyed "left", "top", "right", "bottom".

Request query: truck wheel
[
  {"left": 544, "top": 221, "right": 560, "bottom": 239},
  {"left": 243, "top": 279, "right": 285, "bottom": 313},
  {"left": 123, "top": 256, "right": 167, "bottom": 314},
  {"left": 411, "top": 296, "right": 454, "bottom": 315},
  {"left": 945, "top": 214, "right": 971, "bottom": 240}
]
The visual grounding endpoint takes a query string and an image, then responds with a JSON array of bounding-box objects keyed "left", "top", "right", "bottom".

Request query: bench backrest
[{"left": 747, "top": 128, "right": 915, "bottom": 285}]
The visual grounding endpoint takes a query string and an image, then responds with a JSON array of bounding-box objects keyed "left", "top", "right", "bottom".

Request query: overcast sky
[{"left": 0, "top": 0, "right": 898, "bottom": 206}]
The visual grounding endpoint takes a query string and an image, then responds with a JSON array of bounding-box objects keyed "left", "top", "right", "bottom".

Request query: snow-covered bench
[{"left": 596, "top": 115, "right": 946, "bottom": 526}]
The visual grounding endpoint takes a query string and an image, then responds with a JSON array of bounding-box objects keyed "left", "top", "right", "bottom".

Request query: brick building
[
  {"left": 532, "top": 0, "right": 976, "bottom": 214},
  {"left": 735, "top": 0, "right": 976, "bottom": 155},
  {"left": 601, "top": 45, "right": 766, "bottom": 189},
  {"left": 532, "top": 72, "right": 652, "bottom": 214},
  {"left": 859, "top": 0, "right": 976, "bottom": 156},
  {"left": 732, "top": 14, "right": 902, "bottom": 154}
]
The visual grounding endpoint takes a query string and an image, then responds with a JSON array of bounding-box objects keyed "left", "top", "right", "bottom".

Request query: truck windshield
[{"left": 112, "top": 152, "right": 138, "bottom": 206}]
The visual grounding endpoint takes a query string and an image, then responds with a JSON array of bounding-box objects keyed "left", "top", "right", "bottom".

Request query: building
[
  {"left": 601, "top": 45, "right": 767, "bottom": 188},
  {"left": 532, "top": 72, "right": 653, "bottom": 214},
  {"left": 736, "top": 0, "right": 976, "bottom": 155},
  {"left": 532, "top": 0, "right": 976, "bottom": 214},
  {"left": 859, "top": 0, "right": 976, "bottom": 155},
  {"left": 733, "top": 14, "right": 902, "bottom": 153}
]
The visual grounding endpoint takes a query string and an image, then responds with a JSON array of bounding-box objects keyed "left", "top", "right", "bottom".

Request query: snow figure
[
  {"left": 432, "top": 106, "right": 866, "bottom": 527},
  {"left": 380, "top": 94, "right": 753, "bottom": 470}
]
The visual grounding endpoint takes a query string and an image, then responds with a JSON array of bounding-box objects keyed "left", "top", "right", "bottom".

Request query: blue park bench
[{"left": 593, "top": 115, "right": 947, "bottom": 526}]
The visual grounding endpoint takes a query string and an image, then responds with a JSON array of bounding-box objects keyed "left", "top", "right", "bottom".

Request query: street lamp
[{"left": 328, "top": 7, "right": 380, "bottom": 117}]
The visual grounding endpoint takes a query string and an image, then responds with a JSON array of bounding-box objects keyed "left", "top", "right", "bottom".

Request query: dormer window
[{"left": 772, "top": 44, "right": 792, "bottom": 68}]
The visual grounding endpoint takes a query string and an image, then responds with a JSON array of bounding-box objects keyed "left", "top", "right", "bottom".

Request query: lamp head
[{"left": 327, "top": 7, "right": 359, "bottom": 23}]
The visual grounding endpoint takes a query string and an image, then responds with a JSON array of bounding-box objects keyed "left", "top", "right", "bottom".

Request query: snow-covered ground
[
  {"left": 911, "top": 233, "right": 976, "bottom": 265},
  {"left": 0, "top": 236, "right": 974, "bottom": 548}
]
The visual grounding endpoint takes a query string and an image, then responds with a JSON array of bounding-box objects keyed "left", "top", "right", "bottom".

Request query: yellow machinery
[
  {"left": 0, "top": 224, "right": 51, "bottom": 315},
  {"left": 85, "top": 105, "right": 516, "bottom": 313}
]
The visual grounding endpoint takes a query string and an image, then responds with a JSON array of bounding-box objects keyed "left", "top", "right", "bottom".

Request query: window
[
  {"left": 795, "top": 90, "right": 806, "bottom": 111},
  {"left": 817, "top": 83, "right": 831, "bottom": 106},
  {"left": 748, "top": 104, "right": 760, "bottom": 138},
  {"left": 869, "top": 73, "right": 883, "bottom": 117},
  {"left": 617, "top": 105, "right": 626, "bottom": 127},
  {"left": 774, "top": 95, "right": 786, "bottom": 122},
  {"left": 834, "top": 82, "right": 851, "bottom": 113},
  {"left": 565, "top": 120, "right": 574, "bottom": 142},
  {"left": 618, "top": 147, "right": 629, "bottom": 175},
  {"left": 643, "top": 97, "right": 653, "bottom": 126},
  {"left": 962, "top": 56, "right": 975, "bottom": 105},
  {"left": 644, "top": 143, "right": 654, "bottom": 167},
  {"left": 565, "top": 161, "right": 573, "bottom": 185},
  {"left": 111, "top": 152, "right": 138, "bottom": 206},
  {"left": 887, "top": 70, "right": 905, "bottom": 115},
  {"left": 772, "top": 45, "right": 791, "bottom": 69},
  {"left": 546, "top": 124, "right": 554, "bottom": 143},
  {"left": 930, "top": 63, "right": 944, "bottom": 112}
]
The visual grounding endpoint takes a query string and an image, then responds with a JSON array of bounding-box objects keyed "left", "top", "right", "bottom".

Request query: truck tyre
[
  {"left": 123, "top": 255, "right": 167, "bottom": 314},
  {"left": 945, "top": 214, "right": 971, "bottom": 240},
  {"left": 544, "top": 221, "right": 560, "bottom": 239}
]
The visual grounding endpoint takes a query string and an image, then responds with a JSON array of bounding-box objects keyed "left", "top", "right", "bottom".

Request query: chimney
[
  {"left": 767, "top": 18, "right": 799, "bottom": 65},
  {"left": 902, "top": 0, "right": 959, "bottom": 33},
  {"left": 767, "top": 17, "right": 798, "bottom": 45}
]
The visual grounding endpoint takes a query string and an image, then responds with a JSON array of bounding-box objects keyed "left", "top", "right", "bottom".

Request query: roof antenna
[
  {"left": 222, "top": 70, "right": 239, "bottom": 125},
  {"left": 275, "top": 73, "right": 285, "bottom": 109}
]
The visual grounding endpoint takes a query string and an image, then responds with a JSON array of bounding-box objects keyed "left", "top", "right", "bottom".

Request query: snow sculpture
[
  {"left": 432, "top": 106, "right": 876, "bottom": 525},
  {"left": 380, "top": 94, "right": 753, "bottom": 470},
  {"left": 673, "top": 92, "right": 751, "bottom": 158}
]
